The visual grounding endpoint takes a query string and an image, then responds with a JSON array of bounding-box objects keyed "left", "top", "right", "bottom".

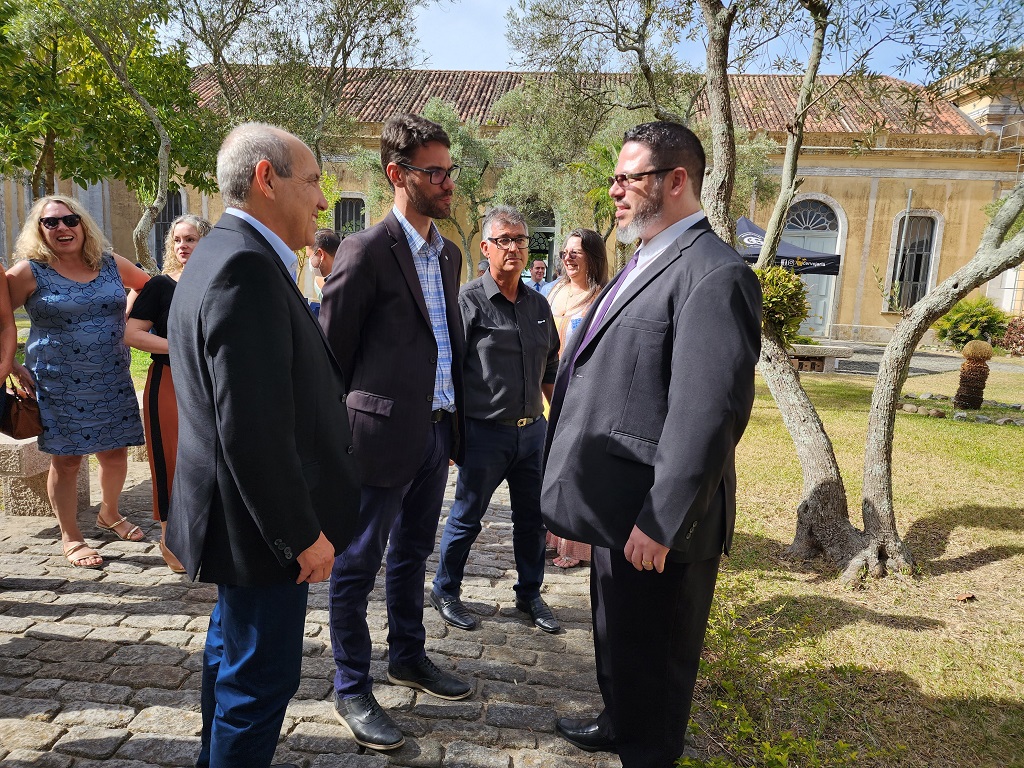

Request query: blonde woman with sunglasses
[{"left": 7, "top": 195, "right": 150, "bottom": 568}]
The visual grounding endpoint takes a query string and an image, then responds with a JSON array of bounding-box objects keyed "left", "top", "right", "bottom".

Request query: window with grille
[
  {"left": 153, "top": 191, "right": 184, "bottom": 269},
  {"left": 890, "top": 216, "right": 935, "bottom": 310},
  {"left": 334, "top": 197, "right": 366, "bottom": 234}
]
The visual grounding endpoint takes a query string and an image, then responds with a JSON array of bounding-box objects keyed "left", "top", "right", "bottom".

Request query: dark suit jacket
[
  {"left": 167, "top": 214, "right": 360, "bottom": 585},
  {"left": 319, "top": 210, "right": 465, "bottom": 488},
  {"left": 542, "top": 218, "right": 762, "bottom": 562}
]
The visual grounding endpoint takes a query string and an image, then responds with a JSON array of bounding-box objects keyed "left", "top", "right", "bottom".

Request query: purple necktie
[{"left": 570, "top": 249, "right": 641, "bottom": 372}]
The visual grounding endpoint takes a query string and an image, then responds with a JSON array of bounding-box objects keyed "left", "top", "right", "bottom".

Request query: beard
[
  {"left": 406, "top": 175, "right": 452, "bottom": 220},
  {"left": 616, "top": 179, "right": 664, "bottom": 244}
]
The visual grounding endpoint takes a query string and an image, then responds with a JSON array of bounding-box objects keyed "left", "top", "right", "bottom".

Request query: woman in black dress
[{"left": 125, "top": 214, "right": 211, "bottom": 572}]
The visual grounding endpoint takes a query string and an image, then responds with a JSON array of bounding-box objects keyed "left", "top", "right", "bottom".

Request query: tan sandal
[
  {"left": 159, "top": 541, "right": 186, "bottom": 574},
  {"left": 63, "top": 542, "right": 103, "bottom": 568},
  {"left": 96, "top": 509, "right": 144, "bottom": 541},
  {"left": 552, "top": 556, "right": 582, "bottom": 568}
]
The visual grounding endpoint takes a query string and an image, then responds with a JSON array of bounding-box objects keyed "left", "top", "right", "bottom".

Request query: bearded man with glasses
[
  {"left": 542, "top": 122, "right": 763, "bottom": 767},
  {"left": 319, "top": 112, "right": 471, "bottom": 751}
]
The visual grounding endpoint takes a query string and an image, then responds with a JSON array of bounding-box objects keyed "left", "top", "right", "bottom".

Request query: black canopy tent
[{"left": 735, "top": 217, "right": 840, "bottom": 275}]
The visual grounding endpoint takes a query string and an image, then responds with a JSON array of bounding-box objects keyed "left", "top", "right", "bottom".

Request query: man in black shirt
[{"left": 430, "top": 205, "right": 562, "bottom": 634}]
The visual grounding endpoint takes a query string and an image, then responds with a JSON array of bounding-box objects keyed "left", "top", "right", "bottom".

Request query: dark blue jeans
[
  {"left": 433, "top": 416, "right": 547, "bottom": 602},
  {"left": 198, "top": 581, "right": 308, "bottom": 768},
  {"left": 329, "top": 417, "right": 451, "bottom": 697}
]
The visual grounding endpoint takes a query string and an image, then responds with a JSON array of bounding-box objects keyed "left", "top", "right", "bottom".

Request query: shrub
[
  {"left": 755, "top": 266, "right": 809, "bottom": 348},
  {"left": 996, "top": 315, "right": 1024, "bottom": 356},
  {"left": 932, "top": 297, "right": 1009, "bottom": 349}
]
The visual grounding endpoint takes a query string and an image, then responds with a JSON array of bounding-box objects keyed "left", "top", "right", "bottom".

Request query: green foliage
[
  {"left": 932, "top": 296, "right": 1010, "bottom": 349},
  {"left": 983, "top": 194, "right": 1024, "bottom": 242},
  {"left": 756, "top": 266, "right": 809, "bottom": 347},
  {"left": 0, "top": 0, "right": 217, "bottom": 195},
  {"left": 995, "top": 315, "right": 1024, "bottom": 356}
]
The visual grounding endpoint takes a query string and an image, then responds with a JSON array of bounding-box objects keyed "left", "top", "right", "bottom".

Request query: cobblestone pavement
[{"left": 0, "top": 462, "right": 618, "bottom": 768}]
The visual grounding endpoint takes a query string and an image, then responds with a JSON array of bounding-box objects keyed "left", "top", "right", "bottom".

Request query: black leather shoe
[
  {"left": 333, "top": 692, "right": 404, "bottom": 750},
  {"left": 429, "top": 590, "right": 477, "bottom": 630},
  {"left": 516, "top": 596, "right": 560, "bottom": 633},
  {"left": 388, "top": 655, "right": 473, "bottom": 700},
  {"left": 555, "top": 717, "right": 617, "bottom": 753}
]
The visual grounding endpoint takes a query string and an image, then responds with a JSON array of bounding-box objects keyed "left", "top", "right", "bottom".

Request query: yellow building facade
[{"left": 3, "top": 70, "right": 1021, "bottom": 341}]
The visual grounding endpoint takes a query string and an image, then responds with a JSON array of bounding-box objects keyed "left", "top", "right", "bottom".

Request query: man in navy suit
[
  {"left": 542, "top": 122, "right": 762, "bottom": 767},
  {"left": 168, "top": 123, "right": 360, "bottom": 768},
  {"left": 320, "top": 113, "right": 471, "bottom": 751}
]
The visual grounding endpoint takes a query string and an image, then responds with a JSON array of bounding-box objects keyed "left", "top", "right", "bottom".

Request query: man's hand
[
  {"left": 296, "top": 532, "right": 334, "bottom": 584},
  {"left": 624, "top": 525, "right": 670, "bottom": 573}
]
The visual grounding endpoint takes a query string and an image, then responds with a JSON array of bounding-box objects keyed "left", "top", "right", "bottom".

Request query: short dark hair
[
  {"left": 380, "top": 114, "right": 451, "bottom": 189},
  {"left": 623, "top": 122, "right": 705, "bottom": 198},
  {"left": 564, "top": 228, "right": 609, "bottom": 288},
  {"left": 313, "top": 228, "right": 341, "bottom": 255}
]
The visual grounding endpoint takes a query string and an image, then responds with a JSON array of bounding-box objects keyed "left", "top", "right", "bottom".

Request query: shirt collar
[
  {"left": 638, "top": 210, "right": 707, "bottom": 261},
  {"left": 225, "top": 207, "right": 298, "bottom": 276},
  {"left": 393, "top": 205, "right": 442, "bottom": 256},
  {"left": 481, "top": 269, "right": 525, "bottom": 303}
]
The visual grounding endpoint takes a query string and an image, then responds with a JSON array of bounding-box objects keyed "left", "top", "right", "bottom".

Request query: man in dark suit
[
  {"left": 167, "top": 123, "right": 360, "bottom": 768},
  {"left": 542, "top": 122, "right": 762, "bottom": 768},
  {"left": 319, "top": 113, "right": 471, "bottom": 751}
]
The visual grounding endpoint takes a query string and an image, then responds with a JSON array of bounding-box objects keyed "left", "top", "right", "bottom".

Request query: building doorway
[{"left": 785, "top": 200, "right": 839, "bottom": 337}]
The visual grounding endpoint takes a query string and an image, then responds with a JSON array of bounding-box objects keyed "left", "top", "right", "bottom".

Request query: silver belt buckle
[{"left": 517, "top": 417, "right": 529, "bottom": 427}]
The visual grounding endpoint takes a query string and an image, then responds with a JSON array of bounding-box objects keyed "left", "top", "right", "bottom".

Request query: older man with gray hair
[
  {"left": 429, "top": 205, "right": 562, "bottom": 634},
  {"left": 168, "top": 122, "right": 360, "bottom": 768}
]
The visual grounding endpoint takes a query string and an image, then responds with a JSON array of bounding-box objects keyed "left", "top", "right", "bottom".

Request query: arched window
[{"left": 785, "top": 199, "right": 839, "bottom": 233}]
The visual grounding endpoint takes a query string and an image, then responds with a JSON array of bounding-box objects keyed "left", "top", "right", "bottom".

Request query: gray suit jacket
[
  {"left": 319, "top": 210, "right": 465, "bottom": 488},
  {"left": 542, "top": 218, "right": 762, "bottom": 562},
  {"left": 167, "top": 214, "right": 360, "bottom": 585}
]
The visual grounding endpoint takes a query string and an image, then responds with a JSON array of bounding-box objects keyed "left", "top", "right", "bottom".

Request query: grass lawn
[{"left": 691, "top": 369, "right": 1024, "bottom": 767}]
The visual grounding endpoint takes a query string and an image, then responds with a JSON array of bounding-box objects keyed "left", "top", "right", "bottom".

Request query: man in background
[
  {"left": 526, "top": 258, "right": 547, "bottom": 291},
  {"left": 430, "top": 205, "right": 561, "bottom": 635}
]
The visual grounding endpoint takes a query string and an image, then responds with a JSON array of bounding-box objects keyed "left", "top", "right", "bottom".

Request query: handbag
[{"left": 0, "top": 375, "right": 43, "bottom": 440}]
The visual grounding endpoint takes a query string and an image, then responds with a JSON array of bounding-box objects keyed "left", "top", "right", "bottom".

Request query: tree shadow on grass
[
  {"left": 902, "top": 504, "right": 1024, "bottom": 576},
  {"left": 731, "top": 593, "right": 944, "bottom": 655},
  {"left": 690, "top": 661, "right": 1024, "bottom": 768}
]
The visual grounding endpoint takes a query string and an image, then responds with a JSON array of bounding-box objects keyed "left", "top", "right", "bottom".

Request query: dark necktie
[{"left": 570, "top": 249, "right": 641, "bottom": 372}]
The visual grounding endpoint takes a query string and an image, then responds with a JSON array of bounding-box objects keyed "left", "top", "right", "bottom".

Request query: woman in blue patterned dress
[{"left": 8, "top": 195, "right": 150, "bottom": 568}]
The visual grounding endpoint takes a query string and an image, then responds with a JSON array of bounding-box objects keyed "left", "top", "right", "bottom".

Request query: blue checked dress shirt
[{"left": 393, "top": 207, "right": 456, "bottom": 412}]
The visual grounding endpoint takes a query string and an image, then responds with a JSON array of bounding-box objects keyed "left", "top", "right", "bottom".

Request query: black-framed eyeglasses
[
  {"left": 398, "top": 162, "right": 461, "bottom": 185},
  {"left": 486, "top": 235, "right": 530, "bottom": 250},
  {"left": 607, "top": 167, "right": 677, "bottom": 188},
  {"left": 39, "top": 214, "right": 82, "bottom": 230}
]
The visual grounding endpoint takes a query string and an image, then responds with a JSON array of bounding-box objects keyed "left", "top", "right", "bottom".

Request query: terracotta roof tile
[{"left": 190, "top": 68, "right": 982, "bottom": 136}]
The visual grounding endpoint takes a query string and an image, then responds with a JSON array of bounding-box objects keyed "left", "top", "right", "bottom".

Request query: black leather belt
[
  {"left": 430, "top": 409, "right": 450, "bottom": 423},
  {"left": 496, "top": 416, "right": 540, "bottom": 427}
]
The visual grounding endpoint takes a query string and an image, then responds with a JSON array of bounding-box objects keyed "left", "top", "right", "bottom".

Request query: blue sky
[{"left": 412, "top": 0, "right": 928, "bottom": 83}]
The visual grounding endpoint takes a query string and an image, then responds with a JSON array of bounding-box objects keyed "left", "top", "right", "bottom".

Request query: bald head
[{"left": 217, "top": 122, "right": 296, "bottom": 208}]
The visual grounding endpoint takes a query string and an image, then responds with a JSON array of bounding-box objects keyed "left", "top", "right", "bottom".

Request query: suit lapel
[
  {"left": 572, "top": 220, "right": 711, "bottom": 360},
  {"left": 384, "top": 212, "right": 432, "bottom": 326},
  {"left": 220, "top": 214, "right": 346, "bottom": 379}
]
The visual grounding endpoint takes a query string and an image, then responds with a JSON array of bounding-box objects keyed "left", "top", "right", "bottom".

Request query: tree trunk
[
  {"left": 56, "top": 1, "right": 166, "bottom": 272},
  {"left": 697, "top": 0, "right": 737, "bottom": 241},
  {"left": 861, "top": 181, "right": 1024, "bottom": 571},
  {"left": 0, "top": 177, "right": 7, "bottom": 268},
  {"left": 759, "top": 333, "right": 869, "bottom": 579}
]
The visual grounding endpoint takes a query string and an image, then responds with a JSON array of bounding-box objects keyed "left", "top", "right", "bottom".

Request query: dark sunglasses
[{"left": 39, "top": 214, "right": 82, "bottom": 230}]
